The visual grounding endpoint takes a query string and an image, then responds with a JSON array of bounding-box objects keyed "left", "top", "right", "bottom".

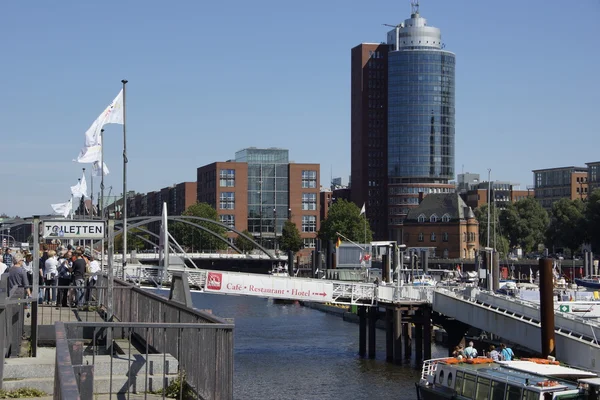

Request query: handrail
[{"left": 54, "top": 322, "right": 81, "bottom": 400}]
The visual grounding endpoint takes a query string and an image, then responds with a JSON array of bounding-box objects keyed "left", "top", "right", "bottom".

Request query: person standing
[
  {"left": 3, "top": 248, "right": 13, "bottom": 269},
  {"left": 70, "top": 250, "right": 87, "bottom": 308},
  {"left": 86, "top": 254, "right": 100, "bottom": 301},
  {"left": 500, "top": 343, "right": 514, "bottom": 361},
  {"left": 489, "top": 345, "right": 501, "bottom": 361},
  {"left": 23, "top": 254, "right": 33, "bottom": 287},
  {"left": 8, "top": 253, "right": 31, "bottom": 299},
  {"left": 44, "top": 250, "right": 59, "bottom": 305},
  {"left": 56, "top": 250, "right": 72, "bottom": 307}
]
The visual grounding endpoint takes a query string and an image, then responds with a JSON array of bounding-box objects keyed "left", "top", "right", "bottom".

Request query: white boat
[
  {"left": 268, "top": 263, "right": 289, "bottom": 277},
  {"left": 417, "top": 357, "right": 598, "bottom": 399},
  {"left": 411, "top": 273, "right": 437, "bottom": 287}
]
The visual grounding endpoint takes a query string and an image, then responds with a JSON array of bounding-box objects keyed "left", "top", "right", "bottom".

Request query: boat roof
[{"left": 440, "top": 359, "right": 596, "bottom": 386}]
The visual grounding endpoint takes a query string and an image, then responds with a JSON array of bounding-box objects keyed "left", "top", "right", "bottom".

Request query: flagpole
[
  {"left": 90, "top": 167, "right": 94, "bottom": 218},
  {"left": 121, "top": 79, "right": 128, "bottom": 273},
  {"left": 100, "top": 128, "right": 105, "bottom": 219}
]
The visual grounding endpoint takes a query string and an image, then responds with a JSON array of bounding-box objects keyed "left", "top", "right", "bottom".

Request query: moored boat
[
  {"left": 416, "top": 357, "right": 599, "bottom": 399},
  {"left": 575, "top": 276, "right": 600, "bottom": 290}
]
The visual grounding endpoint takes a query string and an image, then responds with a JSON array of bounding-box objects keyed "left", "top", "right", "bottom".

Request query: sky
[{"left": 1, "top": 0, "right": 599, "bottom": 217}]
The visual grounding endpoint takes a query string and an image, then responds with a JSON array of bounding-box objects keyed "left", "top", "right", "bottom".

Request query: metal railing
[
  {"left": 54, "top": 320, "right": 234, "bottom": 399},
  {"left": 95, "top": 275, "right": 234, "bottom": 399}
]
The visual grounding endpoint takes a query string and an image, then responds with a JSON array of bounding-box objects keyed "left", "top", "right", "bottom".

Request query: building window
[
  {"left": 302, "top": 215, "right": 316, "bottom": 232},
  {"left": 442, "top": 232, "right": 449, "bottom": 242},
  {"left": 219, "top": 214, "right": 235, "bottom": 230},
  {"left": 219, "top": 192, "right": 235, "bottom": 210},
  {"left": 418, "top": 214, "right": 426, "bottom": 223},
  {"left": 302, "top": 170, "right": 317, "bottom": 188},
  {"left": 463, "top": 232, "right": 467, "bottom": 242},
  {"left": 430, "top": 232, "right": 436, "bottom": 242},
  {"left": 430, "top": 214, "right": 438, "bottom": 223},
  {"left": 442, "top": 213, "right": 450, "bottom": 222},
  {"left": 303, "top": 238, "right": 315, "bottom": 249},
  {"left": 418, "top": 233, "right": 424, "bottom": 242},
  {"left": 219, "top": 169, "right": 235, "bottom": 187},
  {"left": 302, "top": 193, "right": 317, "bottom": 210}
]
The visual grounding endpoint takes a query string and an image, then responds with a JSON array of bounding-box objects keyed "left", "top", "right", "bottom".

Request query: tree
[
  {"left": 234, "top": 229, "right": 255, "bottom": 254},
  {"left": 279, "top": 220, "right": 303, "bottom": 253},
  {"left": 474, "top": 203, "right": 510, "bottom": 256},
  {"left": 586, "top": 189, "right": 600, "bottom": 251},
  {"left": 172, "top": 203, "right": 228, "bottom": 252},
  {"left": 115, "top": 227, "right": 150, "bottom": 252},
  {"left": 318, "top": 199, "right": 373, "bottom": 243},
  {"left": 500, "top": 198, "right": 549, "bottom": 254},
  {"left": 546, "top": 198, "right": 586, "bottom": 257}
]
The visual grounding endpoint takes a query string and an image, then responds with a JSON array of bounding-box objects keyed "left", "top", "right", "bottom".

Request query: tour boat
[
  {"left": 416, "top": 357, "right": 598, "bottom": 399},
  {"left": 411, "top": 274, "right": 437, "bottom": 287}
]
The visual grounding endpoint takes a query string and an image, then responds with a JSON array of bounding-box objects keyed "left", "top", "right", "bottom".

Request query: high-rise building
[
  {"left": 586, "top": 161, "right": 600, "bottom": 193},
  {"left": 351, "top": 2, "right": 456, "bottom": 242}
]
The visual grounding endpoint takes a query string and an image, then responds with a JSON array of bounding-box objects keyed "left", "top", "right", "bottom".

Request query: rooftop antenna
[{"left": 411, "top": 0, "right": 420, "bottom": 15}]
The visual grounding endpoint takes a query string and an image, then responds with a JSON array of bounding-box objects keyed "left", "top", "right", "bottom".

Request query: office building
[
  {"left": 457, "top": 173, "right": 480, "bottom": 193},
  {"left": 587, "top": 162, "right": 600, "bottom": 193},
  {"left": 351, "top": 2, "right": 456, "bottom": 242},
  {"left": 533, "top": 166, "right": 588, "bottom": 210},
  {"left": 463, "top": 181, "right": 532, "bottom": 210},
  {"left": 197, "top": 148, "right": 320, "bottom": 252}
]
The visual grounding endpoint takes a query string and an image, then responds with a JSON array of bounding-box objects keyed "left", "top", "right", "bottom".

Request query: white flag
[
  {"left": 92, "top": 161, "right": 110, "bottom": 176},
  {"left": 76, "top": 88, "right": 124, "bottom": 164},
  {"left": 51, "top": 199, "right": 72, "bottom": 218},
  {"left": 76, "top": 144, "right": 102, "bottom": 164},
  {"left": 70, "top": 172, "right": 88, "bottom": 198},
  {"left": 359, "top": 203, "right": 366, "bottom": 216}
]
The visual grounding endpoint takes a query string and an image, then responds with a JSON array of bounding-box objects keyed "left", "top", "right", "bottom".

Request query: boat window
[
  {"left": 505, "top": 384, "right": 522, "bottom": 400},
  {"left": 462, "top": 373, "right": 477, "bottom": 398},
  {"left": 447, "top": 372, "right": 453, "bottom": 388},
  {"left": 455, "top": 371, "right": 464, "bottom": 392},
  {"left": 438, "top": 369, "right": 445, "bottom": 384},
  {"left": 490, "top": 380, "right": 506, "bottom": 400},
  {"left": 476, "top": 377, "right": 491, "bottom": 400},
  {"left": 523, "top": 389, "right": 539, "bottom": 400}
]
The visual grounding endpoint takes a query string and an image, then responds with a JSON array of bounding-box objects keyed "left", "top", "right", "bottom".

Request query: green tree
[
  {"left": 115, "top": 227, "right": 150, "bottom": 252},
  {"left": 234, "top": 229, "right": 255, "bottom": 254},
  {"left": 172, "top": 203, "right": 228, "bottom": 252},
  {"left": 318, "top": 199, "right": 373, "bottom": 243},
  {"left": 546, "top": 198, "right": 586, "bottom": 257},
  {"left": 500, "top": 198, "right": 549, "bottom": 254},
  {"left": 279, "top": 220, "right": 303, "bottom": 253},
  {"left": 586, "top": 189, "right": 600, "bottom": 251},
  {"left": 474, "top": 203, "right": 510, "bottom": 256}
]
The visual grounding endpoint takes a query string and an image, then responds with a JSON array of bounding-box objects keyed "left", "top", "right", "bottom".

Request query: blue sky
[{"left": 1, "top": 0, "right": 598, "bottom": 217}]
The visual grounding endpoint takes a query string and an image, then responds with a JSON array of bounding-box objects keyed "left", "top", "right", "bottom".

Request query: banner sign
[
  {"left": 42, "top": 220, "right": 105, "bottom": 239},
  {"left": 205, "top": 271, "right": 334, "bottom": 302}
]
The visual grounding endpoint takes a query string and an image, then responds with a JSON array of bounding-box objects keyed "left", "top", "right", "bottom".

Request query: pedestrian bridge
[{"left": 124, "top": 264, "right": 600, "bottom": 372}]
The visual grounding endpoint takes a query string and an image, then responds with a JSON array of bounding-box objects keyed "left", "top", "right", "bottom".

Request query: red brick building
[{"left": 402, "top": 193, "right": 479, "bottom": 259}]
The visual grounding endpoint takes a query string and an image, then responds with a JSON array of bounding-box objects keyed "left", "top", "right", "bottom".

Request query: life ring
[
  {"left": 466, "top": 358, "right": 494, "bottom": 364},
  {"left": 537, "top": 380, "right": 560, "bottom": 387}
]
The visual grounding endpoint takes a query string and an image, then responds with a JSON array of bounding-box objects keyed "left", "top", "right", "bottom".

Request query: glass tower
[
  {"left": 385, "top": 3, "right": 456, "bottom": 240},
  {"left": 235, "top": 148, "right": 289, "bottom": 249}
]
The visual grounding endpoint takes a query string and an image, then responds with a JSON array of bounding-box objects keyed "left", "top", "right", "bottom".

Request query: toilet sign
[{"left": 42, "top": 220, "right": 105, "bottom": 239}]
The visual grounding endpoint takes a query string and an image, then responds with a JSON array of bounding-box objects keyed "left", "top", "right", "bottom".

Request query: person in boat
[
  {"left": 488, "top": 345, "right": 501, "bottom": 361},
  {"left": 500, "top": 343, "right": 514, "bottom": 361},
  {"left": 452, "top": 346, "right": 464, "bottom": 360},
  {"left": 464, "top": 341, "right": 478, "bottom": 359}
]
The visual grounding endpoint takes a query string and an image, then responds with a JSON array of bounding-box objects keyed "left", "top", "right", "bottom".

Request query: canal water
[{"left": 190, "top": 292, "right": 448, "bottom": 400}]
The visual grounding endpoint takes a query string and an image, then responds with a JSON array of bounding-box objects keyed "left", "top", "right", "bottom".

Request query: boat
[
  {"left": 411, "top": 273, "right": 437, "bottom": 287},
  {"left": 575, "top": 276, "right": 600, "bottom": 290},
  {"left": 416, "top": 357, "right": 599, "bottom": 399},
  {"left": 268, "top": 263, "right": 289, "bottom": 277}
]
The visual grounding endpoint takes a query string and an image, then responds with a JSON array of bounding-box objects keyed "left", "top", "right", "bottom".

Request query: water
[{"left": 189, "top": 292, "right": 448, "bottom": 400}]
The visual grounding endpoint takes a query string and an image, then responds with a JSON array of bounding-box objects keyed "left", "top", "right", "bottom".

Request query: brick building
[
  {"left": 402, "top": 193, "right": 478, "bottom": 259},
  {"left": 197, "top": 148, "right": 320, "bottom": 253}
]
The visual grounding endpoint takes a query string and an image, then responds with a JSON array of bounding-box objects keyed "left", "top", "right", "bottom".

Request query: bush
[{"left": 0, "top": 388, "right": 47, "bottom": 398}]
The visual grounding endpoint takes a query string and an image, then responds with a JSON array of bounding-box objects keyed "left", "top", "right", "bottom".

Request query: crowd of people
[
  {"left": 452, "top": 341, "right": 515, "bottom": 361},
  {"left": 0, "top": 244, "right": 101, "bottom": 309}
]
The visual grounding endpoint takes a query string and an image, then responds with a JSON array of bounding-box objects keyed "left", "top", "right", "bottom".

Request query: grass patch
[
  {"left": 0, "top": 388, "right": 47, "bottom": 398},
  {"left": 151, "top": 373, "right": 195, "bottom": 399}
]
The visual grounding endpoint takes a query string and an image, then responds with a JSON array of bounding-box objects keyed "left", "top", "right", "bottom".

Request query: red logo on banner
[{"left": 207, "top": 272, "right": 222, "bottom": 290}]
